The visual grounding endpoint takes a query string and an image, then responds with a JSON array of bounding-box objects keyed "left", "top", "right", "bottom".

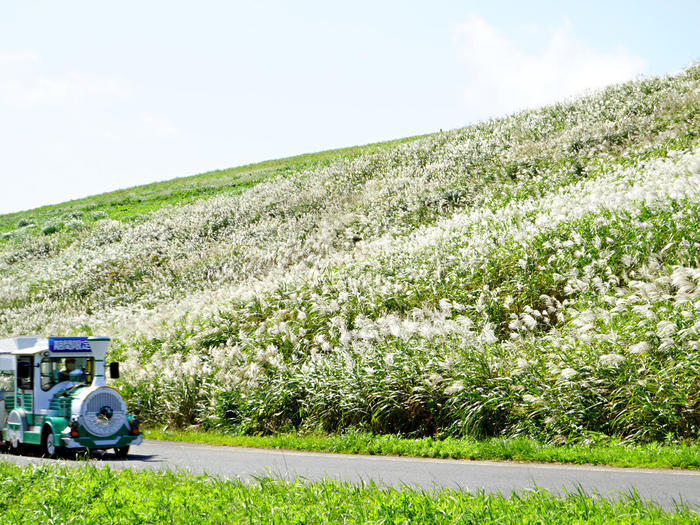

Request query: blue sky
[{"left": 1, "top": 1, "right": 698, "bottom": 213}]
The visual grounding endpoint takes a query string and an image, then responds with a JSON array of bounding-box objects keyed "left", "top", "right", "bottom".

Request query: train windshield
[{"left": 40, "top": 357, "right": 94, "bottom": 390}]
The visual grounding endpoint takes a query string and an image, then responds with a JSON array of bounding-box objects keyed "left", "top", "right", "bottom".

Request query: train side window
[
  {"left": 0, "top": 370, "right": 14, "bottom": 393},
  {"left": 17, "top": 357, "right": 33, "bottom": 390}
]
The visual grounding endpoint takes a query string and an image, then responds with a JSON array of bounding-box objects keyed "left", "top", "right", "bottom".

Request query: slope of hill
[
  {"left": 0, "top": 135, "right": 425, "bottom": 238},
  {"left": 1, "top": 66, "right": 699, "bottom": 443}
]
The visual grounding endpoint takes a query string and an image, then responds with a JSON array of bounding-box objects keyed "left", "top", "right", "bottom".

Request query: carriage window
[
  {"left": 0, "top": 370, "right": 14, "bottom": 392},
  {"left": 40, "top": 357, "right": 94, "bottom": 391},
  {"left": 17, "top": 357, "right": 33, "bottom": 390}
]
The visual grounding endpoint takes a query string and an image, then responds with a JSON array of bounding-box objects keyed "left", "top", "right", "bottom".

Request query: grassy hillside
[
  {"left": 0, "top": 134, "right": 426, "bottom": 239},
  {"left": 1, "top": 66, "right": 699, "bottom": 445}
]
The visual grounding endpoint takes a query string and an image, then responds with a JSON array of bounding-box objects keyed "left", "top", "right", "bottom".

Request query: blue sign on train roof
[{"left": 48, "top": 337, "right": 92, "bottom": 353}]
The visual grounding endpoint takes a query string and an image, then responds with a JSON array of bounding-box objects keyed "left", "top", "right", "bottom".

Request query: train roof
[{"left": 0, "top": 336, "right": 110, "bottom": 355}]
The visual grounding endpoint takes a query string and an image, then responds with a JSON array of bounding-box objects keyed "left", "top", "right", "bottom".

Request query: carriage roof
[{"left": 0, "top": 336, "right": 111, "bottom": 361}]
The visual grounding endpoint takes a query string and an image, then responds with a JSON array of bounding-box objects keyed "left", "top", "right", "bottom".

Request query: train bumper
[{"left": 62, "top": 434, "right": 143, "bottom": 449}]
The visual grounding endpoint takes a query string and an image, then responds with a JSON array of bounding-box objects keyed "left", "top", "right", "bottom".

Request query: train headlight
[
  {"left": 69, "top": 417, "right": 80, "bottom": 438},
  {"left": 130, "top": 417, "right": 140, "bottom": 435}
]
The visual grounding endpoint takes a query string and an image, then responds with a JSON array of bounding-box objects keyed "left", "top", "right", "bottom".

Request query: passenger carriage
[{"left": 0, "top": 336, "right": 141, "bottom": 458}]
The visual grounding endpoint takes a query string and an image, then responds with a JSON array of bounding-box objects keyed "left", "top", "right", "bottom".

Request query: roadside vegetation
[
  {"left": 146, "top": 428, "right": 700, "bottom": 470},
  {"left": 0, "top": 462, "right": 695, "bottom": 524},
  {"left": 1, "top": 66, "right": 699, "bottom": 451}
]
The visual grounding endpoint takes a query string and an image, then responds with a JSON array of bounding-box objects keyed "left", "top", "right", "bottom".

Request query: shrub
[{"left": 41, "top": 220, "right": 63, "bottom": 235}]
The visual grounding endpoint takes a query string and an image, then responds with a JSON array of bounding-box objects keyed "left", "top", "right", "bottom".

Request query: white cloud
[
  {"left": 0, "top": 50, "right": 42, "bottom": 65},
  {"left": 140, "top": 114, "right": 181, "bottom": 140},
  {"left": 0, "top": 50, "right": 185, "bottom": 213},
  {"left": 452, "top": 15, "right": 647, "bottom": 120},
  {"left": 0, "top": 51, "right": 130, "bottom": 110}
]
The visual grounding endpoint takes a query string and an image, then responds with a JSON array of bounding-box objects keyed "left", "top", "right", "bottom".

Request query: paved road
[{"left": 2, "top": 440, "right": 699, "bottom": 511}]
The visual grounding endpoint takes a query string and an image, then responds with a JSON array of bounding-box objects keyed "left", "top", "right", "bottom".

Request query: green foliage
[
  {"left": 0, "top": 462, "right": 694, "bottom": 524},
  {"left": 41, "top": 220, "right": 63, "bottom": 235},
  {"left": 147, "top": 428, "right": 700, "bottom": 470}
]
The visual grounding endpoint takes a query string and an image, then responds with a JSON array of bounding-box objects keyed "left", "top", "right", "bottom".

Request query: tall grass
[{"left": 1, "top": 66, "right": 699, "bottom": 444}]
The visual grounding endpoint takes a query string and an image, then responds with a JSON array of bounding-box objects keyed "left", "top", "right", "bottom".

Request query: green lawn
[{"left": 0, "top": 462, "right": 694, "bottom": 524}]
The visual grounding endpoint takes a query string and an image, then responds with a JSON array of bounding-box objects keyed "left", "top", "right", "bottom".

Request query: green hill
[
  {"left": 1, "top": 66, "right": 699, "bottom": 444},
  {"left": 0, "top": 135, "right": 425, "bottom": 238}
]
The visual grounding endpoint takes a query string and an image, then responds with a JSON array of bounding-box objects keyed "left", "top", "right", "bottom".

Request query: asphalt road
[{"left": 2, "top": 440, "right": 699, "bottom": 511}]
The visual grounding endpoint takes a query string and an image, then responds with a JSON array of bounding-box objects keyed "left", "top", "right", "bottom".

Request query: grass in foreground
[
  {"left": 146, "top": 429, "right": 700, "bottom": 470},
  {"left": 0, "top": 462, "right": 694, "bottom": 524}
]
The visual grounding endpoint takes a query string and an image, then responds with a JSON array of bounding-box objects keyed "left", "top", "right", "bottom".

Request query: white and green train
[{"left": 0, "top": 336, "right": 141, "bottom": 458}]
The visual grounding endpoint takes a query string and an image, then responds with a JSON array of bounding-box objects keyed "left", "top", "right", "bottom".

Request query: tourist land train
[{"left": 0, "top": 336, "right": 141, "bottom": 458}]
